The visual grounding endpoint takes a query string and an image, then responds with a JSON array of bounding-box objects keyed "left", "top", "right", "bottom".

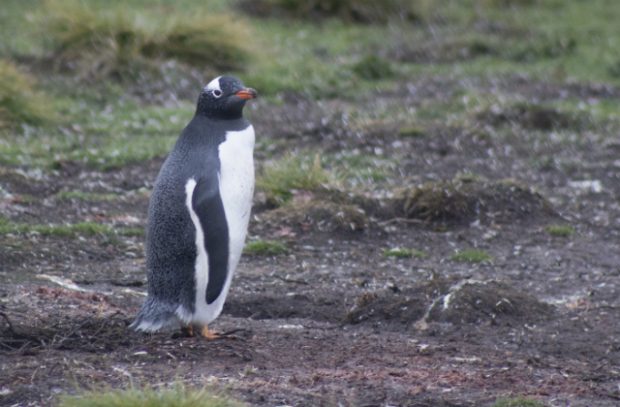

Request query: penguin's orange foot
[{"left": 200, "top": 325, "right": 221, "bottom": 340}]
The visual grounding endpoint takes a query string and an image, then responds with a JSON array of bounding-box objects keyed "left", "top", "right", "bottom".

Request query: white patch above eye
[{"left": 204, "top": 76, "right": 222, "bottom": 92}]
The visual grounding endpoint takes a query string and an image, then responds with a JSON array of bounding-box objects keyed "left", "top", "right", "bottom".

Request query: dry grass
[
  {"left": 43, "top": 0, "right": 253, "bottom": 80},
  {"left": 394, "top": 176, "right": 554, "bottom": 225},
  {"left": 0, "top": 59, "right": 55, "bottom": 128}
]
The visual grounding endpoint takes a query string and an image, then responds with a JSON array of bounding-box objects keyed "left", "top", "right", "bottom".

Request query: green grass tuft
[
  {"left": 257, "top": 153, "right": 330, "bottom": 206},
  {"left": 58, "top": 385, "right": 243, "bottom": 407},
  {"left": 42, "top": 0, "right": 253, "bottom": 80},
  {"left": 383, "top": 247, "right": 426, "bottom": 259},
  {"left": 244, "top": 239, "right": 288, "bottom": 256},
  {"left": 545, "top": 224, "right": 574, "bottom": 237},
  {"left": 609, "top": 59, "right": 620, "bottom": 78},
  {"left": 352, "top": 55, "right": 394, "bottom": 80},
  {"left": 398, "top": 126, "right": 426, "bottom": 138},
  {"left": 451, "top": 249, "right": 492, "bottom": 264},
  {"left": 0, "top": 217, "right": 143, "bottom": 238},
  {"left": 0, "top": 59, "right": 56, "bottom": 128},
  {"left": 492, "top": 396, "right": 546, "bottom": 407}
]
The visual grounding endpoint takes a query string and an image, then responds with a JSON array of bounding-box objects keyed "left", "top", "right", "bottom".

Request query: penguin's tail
[{"left": 130, "top": 297, "right": 182, "bottom": 332}]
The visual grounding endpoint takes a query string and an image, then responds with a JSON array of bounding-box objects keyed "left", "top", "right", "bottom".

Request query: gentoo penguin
[{"left": 131, "top": 76, "right": 257, "bottom": 338}]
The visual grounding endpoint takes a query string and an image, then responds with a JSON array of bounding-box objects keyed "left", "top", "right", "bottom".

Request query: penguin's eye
[{"left": 212, "top": 89, "right": 223, "bottom": 98}]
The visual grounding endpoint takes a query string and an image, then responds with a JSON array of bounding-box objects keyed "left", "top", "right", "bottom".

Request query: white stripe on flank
[{"left": 184, "top": 178, "right": 212, "bottom": 325}]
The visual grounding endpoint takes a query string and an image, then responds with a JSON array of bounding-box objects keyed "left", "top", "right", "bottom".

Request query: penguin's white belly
[
  {"left": 218, "top": 125, "right": 255, "bottom": 280},
  {"left": 184, "top": 125, "right": 255, "bottom": 326}
]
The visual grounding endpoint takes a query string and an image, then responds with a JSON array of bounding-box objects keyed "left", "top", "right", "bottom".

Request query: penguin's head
[{"left": 196, "top": 76, "right": 257, "bottom": 119}]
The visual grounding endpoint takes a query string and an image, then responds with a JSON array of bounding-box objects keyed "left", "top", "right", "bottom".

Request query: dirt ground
[{"left": 1, "top": 75, "right": 620, "bottom": 406}]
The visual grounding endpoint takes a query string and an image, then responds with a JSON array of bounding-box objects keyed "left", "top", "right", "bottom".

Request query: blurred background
[{"left": 1, "top": 0, "right": 619, "bottom": 152}]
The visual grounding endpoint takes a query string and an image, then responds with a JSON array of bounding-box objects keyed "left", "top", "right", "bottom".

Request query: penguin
[{"left": 131, "top": 76, "right": 257, "bottom": 338}]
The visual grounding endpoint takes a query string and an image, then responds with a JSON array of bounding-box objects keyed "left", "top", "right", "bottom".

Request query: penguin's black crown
[{"left": 196, "top": 76, "right": 257, "bottom": 120}]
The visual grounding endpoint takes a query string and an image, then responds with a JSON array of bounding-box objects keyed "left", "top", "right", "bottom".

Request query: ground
[
  {"left": 2, "top": 75, "right": 620, "bottom": 406},
  {"left": 2, "top": 1, "right": 620, "bottom": 406}
]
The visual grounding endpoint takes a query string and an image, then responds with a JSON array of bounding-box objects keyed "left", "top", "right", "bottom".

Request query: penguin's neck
[
  {"left": 195, "top": 98, "right": 244, "bottom": 120},
  {"left": 181, "top": 115, "right": 249, "bottom": 147}
]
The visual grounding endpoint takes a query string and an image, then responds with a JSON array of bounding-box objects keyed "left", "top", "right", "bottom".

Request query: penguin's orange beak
[{"left": 235, "top": 88, "right": 257, "bottom": 100}]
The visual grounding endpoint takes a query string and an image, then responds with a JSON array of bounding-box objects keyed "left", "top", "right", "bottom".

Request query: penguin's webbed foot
[
  {"left": 200, "top": 325, "right": 221, "bottom": 340},
  {"left": 179, "top": 324, "right": 245, "bottom": 340}
]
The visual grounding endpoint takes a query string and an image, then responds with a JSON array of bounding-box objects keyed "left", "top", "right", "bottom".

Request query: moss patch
[
  {"left": 398, "top": 125, "right": 426, "bottom": 138},
  {"left": 383, "top": 248, "right": 426, "bottom": 259},
  {"left": 545, "top": 224, "right": 574, "bottom": 237},
  {"left": 492, "top": 397, "right": 546, "bottom": 407},
  {"left": 244, "top": 239, "right": 288, "bottom": 256},
  {"left": 352, "top": 55, "right": 394, "bottom": 80},
  {"left": 451, "top": 249, "right": 492, "bottom": 264},
  {"left": 58, "top": 385, "right": 243, "bottom": 407},
  {"left": 0, "top": 218, "right": 143, "bottom": 238}
]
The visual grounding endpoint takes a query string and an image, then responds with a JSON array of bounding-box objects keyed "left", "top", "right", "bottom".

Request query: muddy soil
[{"left": 1, "top": 75, "right": 620, "bottom": 406}]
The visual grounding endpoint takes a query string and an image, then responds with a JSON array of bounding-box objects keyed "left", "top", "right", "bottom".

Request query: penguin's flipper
[{"left": 192, "top": 174, "right": 230, "bottom": 305}]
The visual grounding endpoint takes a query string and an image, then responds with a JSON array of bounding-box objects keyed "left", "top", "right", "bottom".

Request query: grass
[
  {"left": 492, "top": 397, "right": 546, "bottom": 407},
  {"left": 0, "top": 217, "right": 143, "bottom": 238},
  {"left": 449, "top": 0, "right": 620, "bottom": 85},
  {"left": 42, "top": 0, "right": 253, "bottom": 80},
  {"left": 58, "top": 385, "right": 243, "bottom": 407},
  {"left": 3, "top": 0, "right": 620, "bottom": 98},
  {"left": 325, "top": 150, "right": 396, "bottom": 189},
  {"left": 239, "top": 0, "right": 424, "bottom": 24},
  {"left": 2, "top": 0, "right": 618, "bottom": 169},
  {"left": 383, "top": 248, "right": 426, "bottom": 259},
  {"left": 0, "top": 97, "right": 190, "bottom": 169},
  {"left": 398, "top": 125, "right": 426, "bottom": 138},
  {"left": 352, "top": 55, "right": 394, "bottom": 80},
  {"left": 257, "top": 153, "right": 330, "bottom": 206},
  {"left": 0, "top": 59, "right": 55, "bottom": 128},
  {"left": 451, "top": 249, "right": 493, "bottom": 264},
  {"left": 263, "top": 0, "right": 620, "bottom": 90},
  {"left": 545, "top": 224, "right": 574, "bottom": 237},
  {"left": 244, "top": 18, "right": 392, "bottom": 98},
  {"left": 243, "top": 239, "right": 288, "bottom": 256}
]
